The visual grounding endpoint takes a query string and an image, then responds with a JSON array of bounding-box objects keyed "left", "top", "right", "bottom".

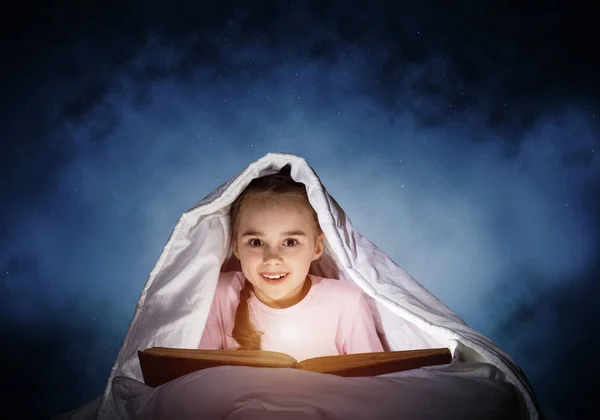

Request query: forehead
[{"left": 238, "top": 199, "right": 315, "bottom": 231}]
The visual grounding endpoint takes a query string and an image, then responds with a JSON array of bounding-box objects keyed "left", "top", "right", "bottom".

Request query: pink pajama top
[{"left": 199, "top": 271, "right": 383, "bottom": 361}]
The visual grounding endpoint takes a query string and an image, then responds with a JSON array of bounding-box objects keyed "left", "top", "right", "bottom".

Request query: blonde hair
[{"left": 229, "top": 164, "right": 322, "bottom": 350}]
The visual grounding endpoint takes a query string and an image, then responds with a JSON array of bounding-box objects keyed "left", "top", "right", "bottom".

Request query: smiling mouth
[{"left": 260, "top": 273, "right": 289, "bottom": 281}]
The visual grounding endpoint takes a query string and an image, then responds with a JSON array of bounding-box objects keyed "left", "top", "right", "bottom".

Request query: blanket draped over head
[{"left": 94, "top": 152, "right": 540, "bottom": 419}]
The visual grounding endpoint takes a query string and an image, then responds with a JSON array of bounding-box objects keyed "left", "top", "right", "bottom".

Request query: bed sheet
[{"left": 113, "top": 360, "right": 526, "bottom": 420}]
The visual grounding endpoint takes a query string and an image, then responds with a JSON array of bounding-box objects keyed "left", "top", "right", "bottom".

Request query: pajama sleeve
[{"left": 341, "top": 291, "right": 384, "bottom": 354}]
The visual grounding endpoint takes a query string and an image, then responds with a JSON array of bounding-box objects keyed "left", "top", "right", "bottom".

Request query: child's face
[{"left": 233, "top": 199, "right": 324, "bottom": 308}]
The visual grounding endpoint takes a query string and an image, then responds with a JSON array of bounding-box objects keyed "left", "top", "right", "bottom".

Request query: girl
[{"left": 199, "top": 165, "right": 383, "bottom": 361}]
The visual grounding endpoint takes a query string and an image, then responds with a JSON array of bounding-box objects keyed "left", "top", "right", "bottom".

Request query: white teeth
[{"left": 263, "top": 274, "right": 286, "bottom": 279}]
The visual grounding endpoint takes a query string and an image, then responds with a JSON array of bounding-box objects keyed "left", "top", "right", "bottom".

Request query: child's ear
[
  {"left": 233, "top": 240, "right": 239, "bottom": 260},
  {"left": 313, "top": 232, "right": 325, "bottom": 260}
]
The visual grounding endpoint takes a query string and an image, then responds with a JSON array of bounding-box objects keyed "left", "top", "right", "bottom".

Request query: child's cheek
[{"left": 241, "top": 248, "right": 261, "bottom": 261}]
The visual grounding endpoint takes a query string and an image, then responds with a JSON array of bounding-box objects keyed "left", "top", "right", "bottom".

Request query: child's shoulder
[{"left": 311, "top": 275, "right": 365, "bottom": 301}]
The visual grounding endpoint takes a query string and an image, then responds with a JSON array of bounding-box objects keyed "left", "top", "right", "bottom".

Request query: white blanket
[
  {"left": 73, "top": 152, "right": 539, "bottom": 419},
  {"left": 112, "top": 361, "right": 525, "bottom": 420}
]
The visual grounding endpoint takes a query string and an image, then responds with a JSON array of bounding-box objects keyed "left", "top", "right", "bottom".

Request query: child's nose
[{"left": 263, "top": 247, "right": 283, "bottom": 262}]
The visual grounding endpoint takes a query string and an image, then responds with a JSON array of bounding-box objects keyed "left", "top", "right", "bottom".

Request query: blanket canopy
[{"left": 95, "top": 152, "right": 540, "bottom": 419}]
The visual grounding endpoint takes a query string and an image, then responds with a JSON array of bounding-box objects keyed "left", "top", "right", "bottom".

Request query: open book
[{"left": 138, "top": 347, "right": 452, "bottom": 387}]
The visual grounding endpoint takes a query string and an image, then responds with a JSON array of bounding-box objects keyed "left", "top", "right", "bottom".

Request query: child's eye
[
  {"left": 245, "top": 238, "right": 299, "bottom": 247},
  {"left": 283, "top": 238, "right": 299, "bottom": 247},
  {"left": 247, "top": 238, "right": 262, "bottom": 247}
]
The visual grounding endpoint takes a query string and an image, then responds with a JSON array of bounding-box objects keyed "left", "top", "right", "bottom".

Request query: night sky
[{"left": 1, "top": 1, "right": 598, "bottom": 419}]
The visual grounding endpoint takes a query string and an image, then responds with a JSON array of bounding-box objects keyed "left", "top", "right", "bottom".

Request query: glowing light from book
[{"left": 280, "top": 327, "right": 300, "bottom": 344}]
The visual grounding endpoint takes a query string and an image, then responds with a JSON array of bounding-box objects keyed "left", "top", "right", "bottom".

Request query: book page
[
  {"left": 141, "top": 347, "right": 298, "bottom": 367},
  {"left": 139, "top": 348, "right": 302, "bottom": 387},
  {"left": 297, "top": 348, "right": 452, "bottom": 376}
]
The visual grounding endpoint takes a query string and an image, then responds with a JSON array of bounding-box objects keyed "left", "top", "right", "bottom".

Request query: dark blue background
[{"left": 1, "top": 2, "right": 598, "bottom": 419}]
